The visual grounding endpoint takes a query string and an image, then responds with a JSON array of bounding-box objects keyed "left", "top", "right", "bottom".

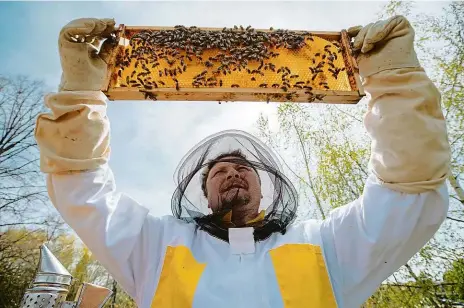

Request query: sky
[{"left": 0, "top": 1, "right": 451, "bottom": 218}]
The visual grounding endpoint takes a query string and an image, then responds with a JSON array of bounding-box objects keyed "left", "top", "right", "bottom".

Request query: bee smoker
[{"left": 20, "top": 244, "right": 112, "bottom": 308}]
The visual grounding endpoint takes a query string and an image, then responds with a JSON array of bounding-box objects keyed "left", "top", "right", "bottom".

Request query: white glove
[
  {"left": 349, "top": 16, "right": 450, "bottom": 193},
  {"left": 348, "top": 15, "right": 420, "bottom": 77},
  {"left": 58, "top": 18, "right": 116, "bottom": 92},
  {"left": 35, "top": 18, "right": 116, "bottom": 173}
]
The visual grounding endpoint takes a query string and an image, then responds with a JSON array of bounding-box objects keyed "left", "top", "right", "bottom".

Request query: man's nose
[{"left": 227, "top": 169, "right": 240, "bottom": 180}]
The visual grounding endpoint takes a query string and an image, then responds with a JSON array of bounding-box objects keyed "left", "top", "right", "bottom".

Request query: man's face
[{"left": 205, "top": 156, "right": 261, "bottom": 215}]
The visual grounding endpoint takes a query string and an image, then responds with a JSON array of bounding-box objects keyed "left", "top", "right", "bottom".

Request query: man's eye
[{"left": 214, "top": 170, "right": 225, "bottom": 176}]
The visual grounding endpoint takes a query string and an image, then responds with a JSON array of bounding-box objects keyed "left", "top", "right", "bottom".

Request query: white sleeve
[
  {"left": 320, "top": 175, "right": 449, "bottom": 307},
  {"left": 47, "top": 164, "right": 153, "bottom": 298}
]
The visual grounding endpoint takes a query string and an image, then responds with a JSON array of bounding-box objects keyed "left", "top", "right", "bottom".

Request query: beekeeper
[{"left": 35, "top": 16, "right": 450, "bottom": 307}]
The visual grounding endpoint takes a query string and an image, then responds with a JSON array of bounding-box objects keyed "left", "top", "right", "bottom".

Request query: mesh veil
[{"left": 171, "top": 130, "right": 298, "bottom": 242}]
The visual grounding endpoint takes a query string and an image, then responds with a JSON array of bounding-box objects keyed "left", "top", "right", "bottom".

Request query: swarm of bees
[{"left": 113, "top": 25, "right": 350, "bottom": 102}]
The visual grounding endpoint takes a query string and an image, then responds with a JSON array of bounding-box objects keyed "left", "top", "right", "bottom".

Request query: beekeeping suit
[{"left": 35, "top": 16, "right": 450, "bottom": 307}]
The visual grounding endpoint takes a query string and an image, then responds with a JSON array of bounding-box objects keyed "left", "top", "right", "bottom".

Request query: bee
[
  {"left": 272, "top": 83, "right": 280, "bottom": 88},
  {"left": 323, "top": 85, "right": 330, "bottom": 89},
  {"left": 158, "top": 80, "right": 165, "bottom": 86},
  {"left": 285, "top": 93, "right": 294, "bottom": 100},
  {"left": 290, "top": 75, "right": 299, "bottom": 79},
  {"left": 281, "top": 86, "right": 288, "bottom": 92},
  {"left": 322, "top": 54, "right": 326, "bottom": 60},
  {"left": 231, "top": 84, "right": 240, "bottom": 88},
  {"left": 159, "top": 70, "right": 163, "bottom": 77},
  {"left": 295, "top": 81, "right": 305, "bottom": 85},
  {"left": 293, "top": 85, "right": 303, "bottom": 89},
  {"left": 259, "top": 83, "right": 268, "bottom": 88},
  {"left": 220, "top": 80, "right": 223, "bottom": 87},
  {"left": 118, "top": 69, "right": 122, "bottom": 78},
  {"left": 144, "top": 84, "right": 153, "bottom": 90},
  {"left": 131, "top": 71, "right": 136, "bottom": 78},
  {"left": 175, "top": 81, "right": 180, "bottom": 91},
  {"left": 251, "top": 77, "right": 256, "bottom": 81},
  {"left": 315, "top": 52, "right": 321, "bottom": 57},
  {"left": 144, "top": 92, "right": 158, "bottom": 101}
]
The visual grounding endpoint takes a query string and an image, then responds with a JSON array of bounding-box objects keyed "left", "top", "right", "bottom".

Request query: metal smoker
[{"left": 20, "top": 244, "right": 112, "bottom": 308}]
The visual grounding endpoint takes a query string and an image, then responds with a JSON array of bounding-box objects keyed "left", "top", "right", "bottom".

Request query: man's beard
[{"left": 220, "top": 187, "right": 251, "bottom": 211}]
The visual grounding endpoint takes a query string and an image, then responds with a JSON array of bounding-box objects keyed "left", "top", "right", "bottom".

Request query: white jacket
[{"left": 46, "top": 166, "right": 448, "bottom": 307}]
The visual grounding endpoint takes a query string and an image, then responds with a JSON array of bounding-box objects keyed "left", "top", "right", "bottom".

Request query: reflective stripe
[
  {"left": 150, "top": 246, "right": 206, "bottom": 307},
  {"left": 269, "top": 244, "right": 337, "bottom": 308}
]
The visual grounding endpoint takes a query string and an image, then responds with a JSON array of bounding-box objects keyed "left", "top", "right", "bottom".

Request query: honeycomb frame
[{"left": 103, "top": 24, "right": 365, "bottom": 104}]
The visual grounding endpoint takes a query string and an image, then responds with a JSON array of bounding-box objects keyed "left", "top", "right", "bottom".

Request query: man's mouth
[{"left": 222, "top": 182, "right": 247, "bottom": 192}]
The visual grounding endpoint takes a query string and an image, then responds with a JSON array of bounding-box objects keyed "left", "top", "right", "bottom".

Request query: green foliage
[{"left": 442, "top": 258, "right": 464, "bottom": 303}]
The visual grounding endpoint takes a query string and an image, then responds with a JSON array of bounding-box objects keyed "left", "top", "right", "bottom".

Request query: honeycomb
[{"left": 105, "top": 25, "right": 362, "bottom": 103}]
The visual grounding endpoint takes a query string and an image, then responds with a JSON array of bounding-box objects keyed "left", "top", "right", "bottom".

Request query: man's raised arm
[
  {"left": 318, "top": 16, "right": 451, "bottom": 307},
  {"left": 34, "top": 18, "right": 153, "bottom": 299}
]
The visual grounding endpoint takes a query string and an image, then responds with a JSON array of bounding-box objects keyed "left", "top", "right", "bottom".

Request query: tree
[{"left": 0, "top": 75, "right": 54, "bottom": 230}]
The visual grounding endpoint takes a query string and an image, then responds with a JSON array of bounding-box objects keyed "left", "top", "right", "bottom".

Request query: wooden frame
[{"left": 103, "top": 25, "right": 364, "bottom": 104}]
